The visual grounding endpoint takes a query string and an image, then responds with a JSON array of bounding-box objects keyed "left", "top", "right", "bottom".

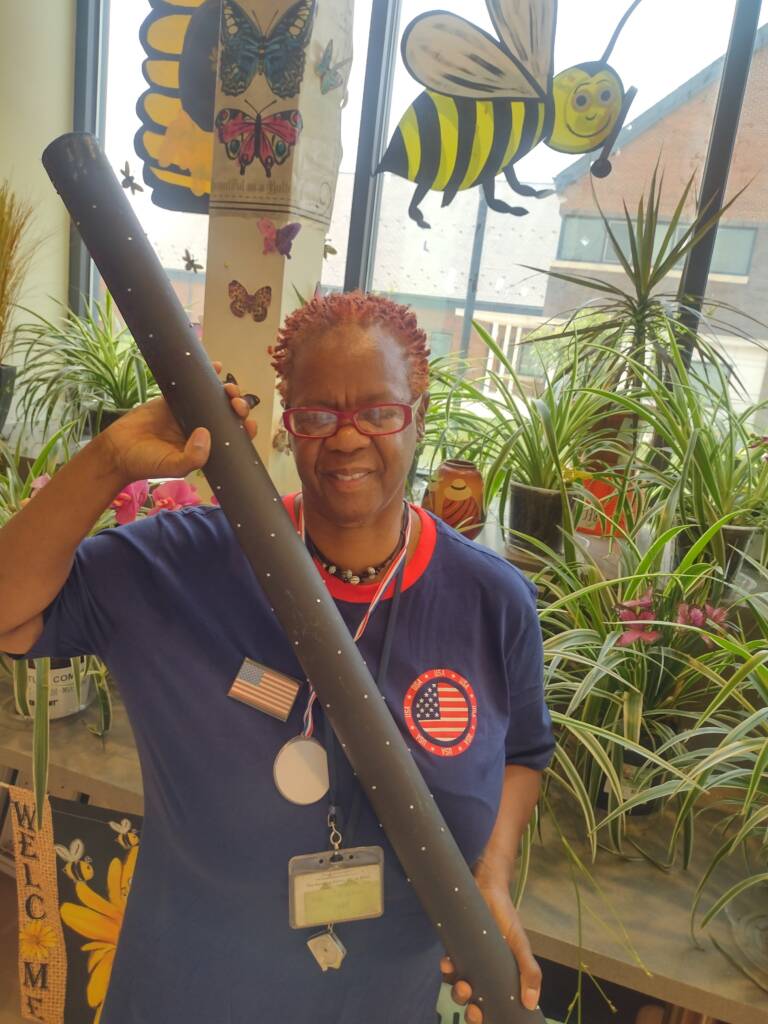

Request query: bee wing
[
  {"left": 486, "top": 0, "right": 557, "bottom": 93},
  {"left": 401, "top": 11, "right": 543, "bottom": 100}
]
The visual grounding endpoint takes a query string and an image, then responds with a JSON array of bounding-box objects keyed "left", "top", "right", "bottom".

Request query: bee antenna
[{"left": 601, "top": 0, "right": 643, "bottom": 62}]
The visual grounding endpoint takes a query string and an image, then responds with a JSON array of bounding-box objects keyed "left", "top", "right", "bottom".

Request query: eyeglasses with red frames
[{"left": 283, "top": 396, "right": 423, "bottom": 439}]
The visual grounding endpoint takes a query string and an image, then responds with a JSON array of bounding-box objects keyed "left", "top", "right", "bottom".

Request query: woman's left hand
[{"left": 440, "top": 881, "right": 541, "bottom": 1022}]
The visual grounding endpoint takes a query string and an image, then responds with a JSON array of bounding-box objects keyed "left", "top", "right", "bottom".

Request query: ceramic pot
[
  {"left": 19, "top": 658, "right": 93, "bottom": 720},
  {"left": 675, "top": 522, "right": 760, "bottom": 581},
  {"left": 0, "top": 363, "right": 17, "bottom": 435},
  {"left": 422, "top": 459, "right": 484, "bottom": 539},
  {"left": 507, "top": 481, "right": 565, "bottom": 553}
]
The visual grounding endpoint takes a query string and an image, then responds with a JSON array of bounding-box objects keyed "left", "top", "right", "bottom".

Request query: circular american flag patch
[{"left": 403, "top": 669, "right": 478, "bottom": 757}]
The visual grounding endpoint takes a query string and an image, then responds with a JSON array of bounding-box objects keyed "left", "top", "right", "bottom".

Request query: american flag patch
[
  {"left": 228, "top": 659, "right": 301, "bottom": 722},
  {"left": 403, "top": 669, "right": 478, "bottom": 757}
]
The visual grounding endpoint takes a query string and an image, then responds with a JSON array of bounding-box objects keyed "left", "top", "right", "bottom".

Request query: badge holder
[{"left": 289, "top": 814, "right": 384, "bottom": 971}]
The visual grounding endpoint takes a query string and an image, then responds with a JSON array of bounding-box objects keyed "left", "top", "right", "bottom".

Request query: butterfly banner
[
  {"left": 208, "top": 0, "right": 351, "bottom": 225},
  {"left": 7, "top": 784, "right": 143, "bottom": 1024},
  {"left": 137, "top": 0, "right": 352, "bottom": 219}
]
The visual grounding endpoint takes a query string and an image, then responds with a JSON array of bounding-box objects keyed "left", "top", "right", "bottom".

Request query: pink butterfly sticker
[{"left": 258, "top": 218, "right": 302, "bottom": 258}]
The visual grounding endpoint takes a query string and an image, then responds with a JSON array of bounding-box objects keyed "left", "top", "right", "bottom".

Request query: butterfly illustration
[
  {"left": 315, "top": 40, "right": 351, "bottom": 95},
  {"left": 258, "top": 218, "right": 302, "bottom": 258},
  {"left": 216, "top": 101, "right": 302, "bottom": 177},
  {"left": 220, "top": 0, "right": 315, "bottom": 99},
  {"left": 229, "top": 280, "right": 272, "bottom": 322},
  {"left": 183, "top": 248, "right": 203, "bottom": 273},
  {"left": 120, "top": 161, "right": 143, "bottom": 194}
]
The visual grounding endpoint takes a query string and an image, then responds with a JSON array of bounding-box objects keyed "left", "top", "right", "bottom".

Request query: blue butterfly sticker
[
  {"left": 315, "top": 40, "right": 352, "bottom": 95},
  {"left": 220, "top": 0, "right": 316, "bottom": 99}
]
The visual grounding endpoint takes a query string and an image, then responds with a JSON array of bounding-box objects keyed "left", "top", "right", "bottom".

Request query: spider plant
[
  {"left": 14, "top": 292, "right": 159, "bottom": 439},
  {"left": 531, "top": 499, "right": 768, "bottom": 854}
]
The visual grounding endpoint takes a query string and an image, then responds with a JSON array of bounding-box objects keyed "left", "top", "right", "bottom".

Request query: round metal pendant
[{"left": 273, "top": 736, "right": 330, "bottom": 805}]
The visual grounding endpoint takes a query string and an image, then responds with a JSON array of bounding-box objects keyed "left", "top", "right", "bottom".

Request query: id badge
[{"left": 288, "top": 846, "right": 384, "bottom": 929}]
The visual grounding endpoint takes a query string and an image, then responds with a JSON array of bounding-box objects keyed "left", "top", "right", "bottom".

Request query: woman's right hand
[{"left": 98, "top": 362, "right": 258, "bottom": 484}]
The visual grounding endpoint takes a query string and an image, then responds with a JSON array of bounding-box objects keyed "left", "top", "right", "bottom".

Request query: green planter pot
[
  {"left": 0, "top": 363, "right": 17, "bottom": 435},
  {"left": 86, "top": 406, "right": 131, "bottom": 435},
  {"left": 675, "top": 522, "right": 761, "bottom": 581}
]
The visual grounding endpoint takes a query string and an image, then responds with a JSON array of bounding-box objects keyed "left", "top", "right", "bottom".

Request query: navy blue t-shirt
[{"left": 26, "top": 500, "right": 553, "bottom": 1024}]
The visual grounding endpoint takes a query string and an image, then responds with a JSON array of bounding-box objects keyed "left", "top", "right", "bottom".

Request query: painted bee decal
[
  {"left": 378, "top": 0, "right": 641, "bottom": 228},
  {"left": 54, "top": 838, "right": 95, "bottom": 883}
]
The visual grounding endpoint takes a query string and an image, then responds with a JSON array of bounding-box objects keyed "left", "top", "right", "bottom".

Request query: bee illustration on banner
[
  {"left": 216, "top": 100, "right": 303, "bottom": 177},
  {"left": 258, "top": 218, "right": 302, "bottom": 258},
  {"left": 219, "top": 0, "right": 316, "bottom": 98},
  {"left": 54, "top": 838, "right": 95, "bottom": 883},
  {"left": 315, "top": 39, "right": 352, "bottom": 95},
  {"left": 110, "top": 818, "right": 141, "bottom": 850},
  {"left": 377, "top": 0, "right": 642, "bottom": 228},
  {"left": 229, "top": 281, "right": 272, "bottom": 322}
]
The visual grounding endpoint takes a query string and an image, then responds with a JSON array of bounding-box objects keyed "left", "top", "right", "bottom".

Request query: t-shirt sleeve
[
  {"left": 503, "top": 576, "right": 554, "bottom": 771},
  {"left": 13, "top": 507, "right": 235, "bottom": 664},
  {"left": 16, "top": 527, "right": 151, "bottom": 662}
]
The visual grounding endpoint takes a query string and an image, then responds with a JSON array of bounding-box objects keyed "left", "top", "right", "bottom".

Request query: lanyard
[
  {"left": 296, "top": 494, "right": 410, "bottom": 844},
  {"left": 324, "top": 562, "right": 404, "bottom": 846}
]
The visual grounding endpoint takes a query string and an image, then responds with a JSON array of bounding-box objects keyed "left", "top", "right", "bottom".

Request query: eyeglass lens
[{"left": 288, "top": 404, "right": 408, "bottom": 437}]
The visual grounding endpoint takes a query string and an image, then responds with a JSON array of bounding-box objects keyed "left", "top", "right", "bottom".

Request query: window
[{"left": 557, "top": 215, "right": 756, "bottom": 276}]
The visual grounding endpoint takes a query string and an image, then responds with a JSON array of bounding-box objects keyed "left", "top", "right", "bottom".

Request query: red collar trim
[{"left": 282, "top": 494, "right": 436, "bottom": 603}]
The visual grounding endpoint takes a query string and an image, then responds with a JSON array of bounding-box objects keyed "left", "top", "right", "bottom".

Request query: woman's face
[{"left": 286, "top": 322, "right": 421, "bottom": 529}]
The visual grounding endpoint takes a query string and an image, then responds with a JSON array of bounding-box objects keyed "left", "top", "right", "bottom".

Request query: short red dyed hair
[{"left": 271, "top": 291, "right": 430, "bottom": 401}]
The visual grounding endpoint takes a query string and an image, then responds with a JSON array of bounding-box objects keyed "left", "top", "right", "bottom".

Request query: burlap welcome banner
[{"left": 7, "top": 786, "right": 142, "bottom": 1024}]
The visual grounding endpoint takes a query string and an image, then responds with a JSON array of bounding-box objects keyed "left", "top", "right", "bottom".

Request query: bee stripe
[
  {"left": 518, "top": 101, "right": 543, "bottom": 161},
  {"left": 398, "top": 106, "right": 422, "bottom": 182},
  {"left": 412, "top": 92, "right": 442, "bottom": 185},
  {"left": 500, "top": 102, "right": 527, "bottom": 170},
  {"left": 467, "top": 100, "right": 512, "bottom": 189},
  {"left": 460, "top": 100, "right": 496, "bottom": 190},
  {"left": 442, "top": 98, "right": 477, "bottom": 197},
  {"left": 430, "top": 93, "right": 460, "bottom": 191}
]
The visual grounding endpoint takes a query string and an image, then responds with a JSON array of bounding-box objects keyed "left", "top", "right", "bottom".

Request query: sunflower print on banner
[
  {"left": 8, "top": 785, "right": 144, "bottom": 1024},
  {"left": 136, "top": 0, "right": 220, "bottom": 213}
]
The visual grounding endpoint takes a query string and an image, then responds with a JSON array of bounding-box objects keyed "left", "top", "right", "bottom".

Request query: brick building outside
[{"left": 544, "top": 23, "right": 768, "bottom": 410}]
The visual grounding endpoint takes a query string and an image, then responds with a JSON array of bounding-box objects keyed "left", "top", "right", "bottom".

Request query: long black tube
[
  {"left": 43, "top": 133, "right": 542, "bottom": 1024},
  {"left": 676, "top": 0, "right": 762, "bottom": 363}
]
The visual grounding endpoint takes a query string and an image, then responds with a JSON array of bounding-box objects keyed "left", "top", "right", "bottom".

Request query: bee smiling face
[{"left": 549, "top": 65, "right": 624, "bottom": 154}]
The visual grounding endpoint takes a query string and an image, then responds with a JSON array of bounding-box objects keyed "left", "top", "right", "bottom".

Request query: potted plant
[
  {"left": 597, "top": 348, "right": 768, "bottom": 581},
  {"left": 13, "top": 292, "right": 159, "bottom": 440},
  {"left": 429, "top": 330, "right": 627, "bottom": 559},
  {"left": 0, "top": 181, "right": 36, "bottom": 435}
]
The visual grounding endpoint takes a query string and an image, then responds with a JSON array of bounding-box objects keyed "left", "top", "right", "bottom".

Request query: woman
[{"left": 0, "top": 292, "right": 553, "bottom": 1024}]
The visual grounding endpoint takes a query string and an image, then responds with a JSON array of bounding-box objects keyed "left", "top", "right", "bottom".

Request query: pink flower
[
  {"left": 618, "top": 587, "right": 654, "bottom": 611},
  {"left": 705, "top": 604, "right": 727, "bottom": 626},
  {"left": 147, "top": 479, "right": 202, "bottom": 515},
  {"left": 30, "top": 474, "right": 51, "bottom": 495},
  {"left": 110, "top": 481, "right": 149, "bottom": 525},
  {"left": 616, "top": 600, "right": 661, "bottom": 645}
]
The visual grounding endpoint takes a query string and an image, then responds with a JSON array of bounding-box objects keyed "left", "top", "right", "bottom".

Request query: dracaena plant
[
  {"left": 13, "top": 292, "right": 159, "bottom": 439},
  {"left": 523, "top": 165, "right": 756, "bottom": 391}
]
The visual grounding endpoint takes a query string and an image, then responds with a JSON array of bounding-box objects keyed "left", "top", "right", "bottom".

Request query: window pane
[
  {"left": 711, "top": 225, "right": 755, "bottom": 276},
  {"left": 559, "top": 217, "right": 608, "bottom": 262}
]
